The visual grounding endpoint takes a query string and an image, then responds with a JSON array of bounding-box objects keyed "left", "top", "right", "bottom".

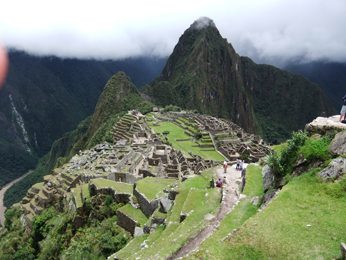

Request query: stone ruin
[
  {"left": 20, "top": 111, "right": 214, "bottom": 226},
  {"left": 19, "top": 109, "right": 270, "bottom": 233},
  {"left": 160, "top": 112, "right": 271, "bottom": 163},
  {"left": 191, "top": 114, "right": 270, "bottom": 162}
]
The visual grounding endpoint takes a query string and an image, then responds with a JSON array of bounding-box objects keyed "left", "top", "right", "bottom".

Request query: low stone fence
[
  {"left": 133, "top": 188, "right": 159, "bottom": 217},
  {"left": 116, "top": 210, "right": 137, "bottom": 235}
]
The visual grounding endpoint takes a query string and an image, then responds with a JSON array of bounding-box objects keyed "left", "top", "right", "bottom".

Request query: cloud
[
  {"left": 190, "top": 17, "right": 216, "bottom": 30},
  {"left": 0, "top": 0, "right": 345, "bottom": 64}
]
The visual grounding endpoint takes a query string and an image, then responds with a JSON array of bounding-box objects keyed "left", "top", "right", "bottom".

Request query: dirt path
[
  {"left": 0, "top": 171, "right": 32, "bottom": 225},
  {"left": 170, "top": 164, "right": 243, "bottom": 259}
]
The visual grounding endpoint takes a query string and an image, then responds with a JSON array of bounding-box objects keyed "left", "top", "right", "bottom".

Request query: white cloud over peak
[{"left": 0, "top": 0, "right": 345, "bottom": 64}]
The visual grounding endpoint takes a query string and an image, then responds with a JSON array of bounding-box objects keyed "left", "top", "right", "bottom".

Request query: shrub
[
  {"left": 194, "top": 132, "right": 202, "bottom": 140},
  {"left": 299, "top": 137, "right": 331, "bottom": 161},
  {"left": 162, "top": 104, "right": 181, "bottom": 112},
  {"left": 267, "top": 131, "right": 307, "bottom": 177},
  {"left": 4, "top": 207, "right": 21, "bottom": 231}
]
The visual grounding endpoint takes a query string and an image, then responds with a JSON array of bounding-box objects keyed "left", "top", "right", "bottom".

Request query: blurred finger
[{"left": 0, "top": 45, "right": 8, "bottom": 89}]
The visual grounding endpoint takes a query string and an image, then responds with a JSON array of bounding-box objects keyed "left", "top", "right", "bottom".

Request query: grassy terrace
[
  {"left": 117, "top": 204, "right": 148, "bottom": 226},
  {"left": 271, "top": 142, "right": 288, "bottom": 153},
  {"left": 147, "top": 119, "right": 224, "bottom": 161},
  {"left": 115, "top": 169, "right": 220, "bottom": 259},
  {"left": 81, "top": 183, "right": 90, "bottom": 198},
  {"left": 71, "top": 183, "right": 90, "bottom": 208},
  {"left": 32, "top": 182, "right": 44, "bottom": 190},
  {"left": 135, "top": 177, "right": 177, "bottom": 201},
  {"left": 90, "top": 178, "right": 133, "bottom": 194},
  {"left": 189, "top": 164, "right": 264, "bottom": 259},
  {"left": 71, "top": 186, "right": 83, "bottom": 208}
]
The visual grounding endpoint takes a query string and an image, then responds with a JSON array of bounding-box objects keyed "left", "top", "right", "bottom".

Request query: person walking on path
[
  {"left": 223, "top": 160, "right": 228, "bottom": 173},
  {"left": 240, "top": 160, "right": 244, "bottom": 171},
  {"left": 340, "top": 94, "right": 346, "bottom": 122},
  {"left": 236, "top": 159, "right": 240, "bottom": 170}
]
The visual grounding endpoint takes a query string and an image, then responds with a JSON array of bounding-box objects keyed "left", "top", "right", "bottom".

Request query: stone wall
[
  {"left": 133, "top": 188, "right": 159, "bottom": 217},
  {"left": 116, "top": 210, "right": 137, "bottom": 235},
  {"left": 89, "top": 184, "right": 131, "bottom": 204}
]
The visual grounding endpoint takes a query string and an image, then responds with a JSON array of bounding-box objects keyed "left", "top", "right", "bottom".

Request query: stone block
[
  {"left": 159, "top": 197, "right": 172, "bottom": 213},
  {"left": 319, "top": 158, "right": 346, "bottom": 181},
  {"left": 330, "top": 130, "right": 346, "bottom": 156}
]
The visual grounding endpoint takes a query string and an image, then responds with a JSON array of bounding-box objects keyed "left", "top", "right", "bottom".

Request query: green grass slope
[
  {"left": 114, "top": 169, "right": 221, "bottom": 259},
  {"left": 136, "top": 177, "right": 177, "bottom": 201},
  {"left": 224, "top": 169, "right": 346, "bottom": 259}
]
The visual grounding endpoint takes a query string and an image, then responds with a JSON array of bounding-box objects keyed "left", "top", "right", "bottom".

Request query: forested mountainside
[
  {"left": 4, "top": 72, "right": 153, "bottom": 207},
  {"left": 285, "top": 61, "right": 346, "bottom": 110},
  {"left": 0, "top": 51, "right": 164, "bottom": 188}
]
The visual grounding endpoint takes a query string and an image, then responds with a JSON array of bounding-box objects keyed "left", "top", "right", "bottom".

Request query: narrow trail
[
  {"left": 0, "top": 171, "right": 32, "bottom": 225},
  {"left": 170, "top": 164, "right": 243, "bottom": 259}
]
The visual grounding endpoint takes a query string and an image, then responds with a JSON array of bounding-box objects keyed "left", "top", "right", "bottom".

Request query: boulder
[
  {"left": 167, "top": 189, "right": 179, "bottom": 200},
  {"left": 305, "top": 115, "right": 346, "bottom": 135},
  {"left": 319, "top": 158, "right": 346, "bottom": 181},
  {"left": 134, "top": 227, "right": 144, "bottom": 237},
  {"left": 159, "top": 197, "right": 172, "bottom": 213},
  {"left": 250, "top": 196, "right": 260, "bottom": 206},
  {"left": 151, "top": 215, "right": 166, "bottom": 225},
  {"left": 262, "top": 189, "right": 277, "bottom": 205},
  {"left": 262, "top": 165, "right": 275, "bottom": 192},
  {"left": 329, "top": 130, "right": 346, "bottom": 156}
]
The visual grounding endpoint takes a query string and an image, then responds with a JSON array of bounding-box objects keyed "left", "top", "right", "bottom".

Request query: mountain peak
[{"left": 189, "top": 17, "right": 216, "bottom": 30}]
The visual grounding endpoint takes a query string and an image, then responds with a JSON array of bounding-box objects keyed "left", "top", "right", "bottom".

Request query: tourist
[
  {"left": 223, "top": 160, "right": 228, "bottom": 173},
  {"left": 340, "top": 94, "right": 346, "bottom": 122},
  {"left": 216, "top": 178, "right": 223, "bottom": 188},
  {"left": 236, "top": 159, "right": 240, "bottom": 170},
  {"left": 240, "top": 160, "right": 244, "bottom": 171},
  {"left": 210, "top": 178, "right": 215, "bottom": 188}
]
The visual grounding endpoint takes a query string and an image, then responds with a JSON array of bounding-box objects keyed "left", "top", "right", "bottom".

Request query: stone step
[
  {"left": 21, "top": 196, "right": 31, "bottom": 204},
  {"left": 61, "top": 172, "right": 75, "bottom": 183},
  {"left": 29, "top": 202, "right": 43, "bottom": 215},
  {"left": 22, "top": 203, "right": 35, "bottom": 215},
  {"left": 26, "top": 190, "right": 36, "bottom": 199}
]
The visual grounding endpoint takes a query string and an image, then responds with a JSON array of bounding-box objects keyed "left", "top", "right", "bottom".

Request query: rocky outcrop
[
  {"left": 305, "top": 116, "right": 346, "bottom": 135},
  {"left": 329, "top": 130, "right": 346, "bottom": 156},
  {"left": 319, "top": 158, "right": 346, "bottom": 181},
  {"left": 262, "top": 165, "right": 275, "bottom": 192}
]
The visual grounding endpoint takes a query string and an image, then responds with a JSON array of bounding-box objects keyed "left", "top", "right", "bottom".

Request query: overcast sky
[{"left": 1, "top": 0, "right": 345, "bottom": 65}]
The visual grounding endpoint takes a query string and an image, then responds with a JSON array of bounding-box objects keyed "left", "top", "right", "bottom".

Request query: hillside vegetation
[
  {"left": 4, "top": 72, "right": 153, "bottom": 207},
  {"left": 0, "top": 52, "right": 164, "bottom": 189}
]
